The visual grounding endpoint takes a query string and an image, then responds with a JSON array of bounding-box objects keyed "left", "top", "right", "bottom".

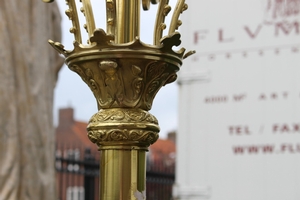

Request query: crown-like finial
[{"left": 44, "top": 0, "right": 194, "bottom": 59}]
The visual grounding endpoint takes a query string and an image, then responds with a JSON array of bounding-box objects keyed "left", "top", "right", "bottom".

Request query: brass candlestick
[{"left": 43, "top": 0, "right": 194, "bottom": 199}]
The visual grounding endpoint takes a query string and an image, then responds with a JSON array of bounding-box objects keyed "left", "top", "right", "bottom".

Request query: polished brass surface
[
  {"left": 100, "top": 148, "right": 147, "bottom": 199},
  {"left": 115, "top": 0, "right": 140, "bottom": 43},
  {"left": 43, "top": 0, "right": 194, "bottom": 199}
]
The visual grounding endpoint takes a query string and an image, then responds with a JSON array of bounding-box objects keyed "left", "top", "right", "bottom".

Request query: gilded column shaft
[{"left": 100, "top": 148, "right": 146, "bottom": 199}]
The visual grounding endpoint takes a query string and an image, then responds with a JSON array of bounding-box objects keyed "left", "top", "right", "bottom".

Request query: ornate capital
[{"left": 45, "top": 0, "right": 195, "bottom": 150}]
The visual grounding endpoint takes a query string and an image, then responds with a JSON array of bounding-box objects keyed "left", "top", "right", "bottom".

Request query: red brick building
[
  {"left": 148, "top": 133, "right": 176, "bottom": 172},
  {"left": 55, "top": 108, "right": 99, "bottom": 200}
]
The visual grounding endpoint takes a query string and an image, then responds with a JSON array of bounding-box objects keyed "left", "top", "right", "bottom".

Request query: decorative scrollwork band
[
  {"left": 87, "top": 129, "right": 159, "bottom": 147},
  {"left": 88, "top": 108, "right": 158, "bottom": 124},
  {"left": 87, "top": 108, "right": 160, "bottom": 146}
]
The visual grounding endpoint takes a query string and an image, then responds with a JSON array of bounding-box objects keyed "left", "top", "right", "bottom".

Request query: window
[{"left": 66, "top": 186, "right": 84, "bottom": 200}]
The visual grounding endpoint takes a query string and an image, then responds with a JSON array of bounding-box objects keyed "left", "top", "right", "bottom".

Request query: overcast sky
[{"left": 53, "top": 1, "right": 179, "bottom": 138}]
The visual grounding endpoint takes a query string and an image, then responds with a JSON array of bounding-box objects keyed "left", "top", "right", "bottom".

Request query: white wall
[{"left": 175, "top": 0, "right": 300, "bottom": 199}]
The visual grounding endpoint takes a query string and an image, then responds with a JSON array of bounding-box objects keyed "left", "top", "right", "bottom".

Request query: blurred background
[{"left": 1, "top": 0, "right": 299, "bottom": 200}]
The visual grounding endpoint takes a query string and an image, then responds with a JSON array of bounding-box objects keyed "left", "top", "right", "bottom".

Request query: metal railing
[{"left": 55, "top": 147, "right": 175, "bottom": 200}]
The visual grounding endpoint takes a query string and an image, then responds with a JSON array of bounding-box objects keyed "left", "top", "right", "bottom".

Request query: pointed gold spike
[
  {"left": 81, "top": 0, "right": 96, "bottom": 41},
  {"left": 169, "top": 0, "right": 187, "bottom": 34},
  {"left": 65, "top": 0, "right": 82, "bottom": 43},
  {"left": 154, "top": 0, "right": 171, "bottom": 45}
]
